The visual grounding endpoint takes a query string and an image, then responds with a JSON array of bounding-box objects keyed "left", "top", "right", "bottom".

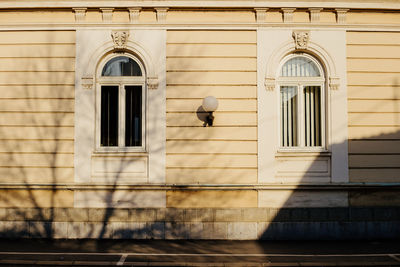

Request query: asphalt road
[{"left": 0, "top": 239, "right": 399, "bottom": 266}]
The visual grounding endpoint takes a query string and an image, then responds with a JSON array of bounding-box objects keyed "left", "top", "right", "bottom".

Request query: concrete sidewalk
[{"left": 0, "top": 239, "right": 399, "bottom": 266}]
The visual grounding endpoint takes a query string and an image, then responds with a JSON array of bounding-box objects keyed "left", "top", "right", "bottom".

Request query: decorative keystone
[
  {"left": 73, "top": 8, "right": 87, "bottom": 22},
  {"left": 292, "top": 30, "right": 310, "bottom": 50},
  {"left": 111, "top": 30, "right": 130, "bottom": 51}
]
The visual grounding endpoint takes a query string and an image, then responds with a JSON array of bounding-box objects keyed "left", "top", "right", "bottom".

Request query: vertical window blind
[{"left": 279, "top": 55, "right": 324, "bottom": 148}]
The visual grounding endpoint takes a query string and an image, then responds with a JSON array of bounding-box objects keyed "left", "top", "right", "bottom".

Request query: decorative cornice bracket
[
  {"left": 128, "top": 7, "right": 141, "bottom": 23},
  {"left": 81, "top": 76, "right": 93, "bottom": 90},
  {"left": 155, "top": 7, "right": 169, "bottom": 23},
  {"left": 255, "top": 8, "right": 268, "bottom": 23},
  {"left": 335, "top": 8, "right": 349, "bottom": 24},
  {"left": 282, "top": 8, "right": 296, "bottom": 23},
  {"left": 265, "top": 77, "right": 275, "bottom": 91},
  {"left": 73, "top": 7, "right": 87, "bottom": 22},
  {"left": 147, "top": 77, "right": 159, "bottom": 90},
  {"left": 329, "top": 77, "right": 340, "bottom": 90}
]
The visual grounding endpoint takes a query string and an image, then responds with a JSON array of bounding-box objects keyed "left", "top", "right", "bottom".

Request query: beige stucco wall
[
  {"left": 0, "top": 6, "right": 398, "bottom": 209},
  {"left": 165, "top": 30, "right": 258, "bottom": 185},
  {"left": 347, "top": 31, "right": 400, "bottom": 183},
  {"left": 0, "top": 31, "right": 75, "bottom": 190}
]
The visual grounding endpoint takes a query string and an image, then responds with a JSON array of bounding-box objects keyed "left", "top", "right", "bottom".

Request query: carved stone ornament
[
  {"left": 147, "top": 77, "right": 159, "bottom": 90},
  {"left": 329, "top": 77, "right": 340, "bottom": 90},
  {"left": 111, "top": 31, "right": 130, "bottom": 50},
  {"left": 81, "top": 76, "right": 93, "bottom": 90},
  {"left": 265, "top": 77, "right": 276, "bottom": 91},
  {"left": 293, "top": 30, "right": 310, "bottom": 50}
]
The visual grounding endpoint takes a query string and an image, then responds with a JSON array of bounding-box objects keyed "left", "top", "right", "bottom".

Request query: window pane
[
  {"left": 102, "top": 56, "right": 142, "bottom": 76},
  {"left": 304, "top": 86, "right": 322, "bottom": 146},
  {"left": 280, "top": 86, "right": 298, "bottom": 147},
  {"left": 125, "top": 86, "right": 142, "bottom": 147},
  {"left": 101, "top": 86, "right": 119, "bottom": 146},
  {"left": 281, "top": 57, "right": 320, "bottom": 77}
]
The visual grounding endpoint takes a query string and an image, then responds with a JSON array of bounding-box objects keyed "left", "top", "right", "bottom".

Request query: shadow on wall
[{"left": 259, "top": 76, "right": 400, "bottom": 240}]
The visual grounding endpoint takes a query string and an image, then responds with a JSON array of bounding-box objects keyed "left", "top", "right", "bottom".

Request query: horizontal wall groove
[
  {"left": 349, "top": 139, "right": 400, "bottom": 141},
  {"left": 349, "top": 167, "right": 400, "bottom": 170},
  {"left": 0, "top": 152, "right": 73, "bottom": 155},
  {"left": 0, "top": 84, "right": 74, "bottom": 86},
  {"left": 166, "top": 56, "right": 257, "bottom": 59},
  {"left": 0, "top": 70, "right": 74, "bottom": 73},
  {"left": 348, "top": 112, "right": 400, "bottom": 114},
  {"left": 0, "top": 139, "right": 74, "bottom": 142},
  {"left": 348, "top": 125, "right": 400, "bottom": 127},
  {"left": 166, "top": 167, "right": 257, "bottom": 170},
  {"left": 166, "top": 70, "right": 256, "bottom": 73},
  {"left": 0, "top": 125, "right": 74, "bottom": 128},
  {"left": 167, "top": 43, "right": 256, "bottom": 45},
  {"left": 167, "top": 84, "right": 257, "bottom": 86},
  {"left": 166, "top": 98, "right": 256, "bottom": 100},
  {"left": 348, "top": 98, "right": 400, "bottom": 101},
  {"left": 347, "top": 44, "right": 400, "bottom": 47},
  {"left": 166, "top": 139, "right": 256, "bottom": 142},
  {"left": 347, "top": 57, "right": 400, "bottom": 60},
  {"left": 347, "top": 71, "right": 400, "bottom": 74},
  {"left": 166, "top": 111, "right": 257, "bottom": 114},
  {"left": 349, "top": 153, "right": 400, "bottom": 155},
  {"left": 167, "top": 153, "right": 257, "bottom": 155},
  {"left": 166, "top": 125, "right": 257, "bottom": 128}
]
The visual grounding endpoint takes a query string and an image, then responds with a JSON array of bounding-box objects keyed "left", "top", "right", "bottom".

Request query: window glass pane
[
  {"left": 281, "top": 57, "right": 320, "bottom": 77},
  {"left": 304, "top": 86, "right": 322, "bottom": 146},
  {"left": 125, "top": 86, "right": 142, "bottom": 147},
  {"left": 101, "top": 86, "right": 119, "bottom": 146},
  {"left": 280, "top": 86, "right": 298, "bottom": 147},
  {"left": 102, "top": 56, "right": 142, "bottom": 76}
]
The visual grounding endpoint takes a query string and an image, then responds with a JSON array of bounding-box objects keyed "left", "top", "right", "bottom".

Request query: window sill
[
  {"left": 275, "top": 149, "right": 331, "bottom": 158},
  {"left": 92, "top": 150, "right": 148, "bottom": 158}
]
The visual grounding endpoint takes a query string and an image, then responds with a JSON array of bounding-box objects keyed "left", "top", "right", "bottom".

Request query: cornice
[{"left": 0, "top": 1, "right": 400, "bottom": 10}]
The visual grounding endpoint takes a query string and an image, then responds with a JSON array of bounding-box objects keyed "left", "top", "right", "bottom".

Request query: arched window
[
  {"left": 98, "top": 55, "right": 145, "bottom": 149},
  {"left": 277, "top": 54, "right": 325, "bottom": 148}
]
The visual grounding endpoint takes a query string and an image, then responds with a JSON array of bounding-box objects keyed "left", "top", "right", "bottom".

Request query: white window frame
[
  {"left": 95, "top": 53, "right": 147, "bottom": 153},
  {"left": 276, "top": 53, "right": 327, "bottom": 152}
]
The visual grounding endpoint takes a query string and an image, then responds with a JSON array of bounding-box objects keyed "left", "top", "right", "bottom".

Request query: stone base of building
[{"left": 0, "top": 207, "right": 399, "bottom": 240}]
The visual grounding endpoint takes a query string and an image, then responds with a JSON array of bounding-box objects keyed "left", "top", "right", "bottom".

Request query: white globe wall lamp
[{"left": 202, "top": 96, "right": 219, "bottom": 126}]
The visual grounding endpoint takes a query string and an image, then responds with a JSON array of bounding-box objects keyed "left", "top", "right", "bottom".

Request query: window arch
[
  {"left": 97, "top": 54, "right": 146, "bottom": 150},
  {"left": 277, "top": 53, "right": 325, "bottom": 149}
]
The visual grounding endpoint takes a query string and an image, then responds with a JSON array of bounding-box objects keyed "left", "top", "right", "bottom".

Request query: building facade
[{"left": 0, "top": 0, "right": 399, "bottom": 239}]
